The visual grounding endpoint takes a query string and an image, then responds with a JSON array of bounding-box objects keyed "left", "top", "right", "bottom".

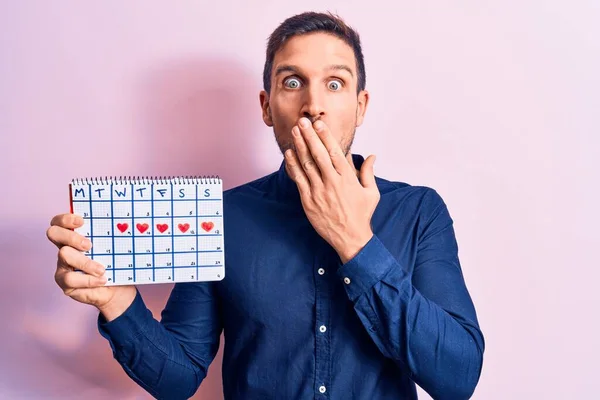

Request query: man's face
[{"left": 260, "top": 32, "right": 369, "bottom": 157}]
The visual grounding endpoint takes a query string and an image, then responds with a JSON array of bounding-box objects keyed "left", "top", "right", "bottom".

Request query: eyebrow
[
  {"left": 274, "top": 64, "right": 354, "bottom": 78},
  {"left": 328, "top": 64, "right": 354, "bottom": 77}
]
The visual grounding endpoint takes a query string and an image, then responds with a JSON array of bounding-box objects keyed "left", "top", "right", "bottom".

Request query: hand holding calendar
[
  {"left": 47, "top": 213, "right": 137, "bottom": 321},
  {"left": 47, "top": 175, "right": 225, "bottom": 321}
]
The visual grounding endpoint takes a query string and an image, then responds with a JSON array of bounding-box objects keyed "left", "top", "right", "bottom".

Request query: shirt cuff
[
  {"left": 337, "top": 234, "right": 403, "bottom": 302},
  {"left": 97, "top": 288, "right": 152, "bottom": 352}
]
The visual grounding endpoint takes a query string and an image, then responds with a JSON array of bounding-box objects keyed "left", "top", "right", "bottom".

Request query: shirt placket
[{"left": 314, "top": 255, "right": 331, "bottom": 399}]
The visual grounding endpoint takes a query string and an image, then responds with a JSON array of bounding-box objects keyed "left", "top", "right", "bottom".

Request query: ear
[
  {"left": 355, "top": 90, "right": 370, "bottom": 127},
  {"left": 259, "top": 90, "right": 273, "bottom": 127}
]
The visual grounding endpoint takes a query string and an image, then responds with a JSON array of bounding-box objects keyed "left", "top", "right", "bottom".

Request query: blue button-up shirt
[{"left": 98, "top": 154, "right": 484, "bottom": 400}]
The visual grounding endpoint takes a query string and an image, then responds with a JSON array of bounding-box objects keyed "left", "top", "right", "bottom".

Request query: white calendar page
[{"left": 69, "top": 177, "right": 225, "bottom": 285}]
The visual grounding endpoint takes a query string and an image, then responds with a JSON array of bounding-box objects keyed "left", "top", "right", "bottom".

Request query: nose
[{"left": 300, "top": 86, "right": 325, "bottom": 122}]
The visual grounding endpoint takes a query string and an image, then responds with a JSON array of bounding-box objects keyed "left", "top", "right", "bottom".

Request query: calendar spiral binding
[{"left": 71, "top": 176, "right": 221, "bottom": 185}]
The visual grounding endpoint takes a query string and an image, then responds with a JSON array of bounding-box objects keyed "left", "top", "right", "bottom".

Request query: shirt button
[
  {"left": 318, "top": 268, "right": 325, "bottom": 275},
  {"left": 319, "top": 325, "right": 327, "bottom": 333},
  {"left": 343, "top": 277, "right": 351, "bottom": 284},
  {"left": 319, "top": 385, "right": 327, "bottom": 393}
]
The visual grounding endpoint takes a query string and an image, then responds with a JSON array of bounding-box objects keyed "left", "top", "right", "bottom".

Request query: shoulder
[
  {"left": 223, "top": 172, "right": 276, "bottom": 199},
  {"left": 375, "top": 176, "right": 455, "bottom": 240},
  {"left": 221, "top": 172, "right": 280, "bottom": 216},
  {"left": 375, "top": 175, "right": 447, "bottom": 214}
]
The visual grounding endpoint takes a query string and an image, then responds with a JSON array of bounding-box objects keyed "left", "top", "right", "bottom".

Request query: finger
[
  {"left": 313, "top": 120, "right": 353, "bottom": 176},
  {"left": 284, "top": 149, "right": 311, "bottom": 196},
  {"left": 47, "top": 224, "right": 92, "bottom": 251},
  {"left": 292, "top": 123, "right": 322, "bottom": 185},
  {"left": 359, "top": 154, "right": 378, "bottom": 189},
  {"left": 58, "top": 246, "right": 106, "bottom": 277},
  {"left": 57, "top": 269, "right": 108, "bottom": 291},
  {"left": 50, "top": 213, "right": 84, "bottom": 229},
  {"left": 297, "top": 118, "right": 337, "bottom": 180}
]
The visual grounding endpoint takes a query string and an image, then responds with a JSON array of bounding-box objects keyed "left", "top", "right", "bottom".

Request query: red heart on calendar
[
  {"left": 201, "top": 221, "right": 214, "bottom": 232},
  {"left": 156, "top": 223, "right": 169, "bottom": 233},
  {"left": 178, "top": 223, "right": 190, "bottom": 233},
  {"left": 136, "top": 223, "right": 149, "bottom": 234},
  {"left": 116, "top": 223, "right": 128, "bottom": 233}
]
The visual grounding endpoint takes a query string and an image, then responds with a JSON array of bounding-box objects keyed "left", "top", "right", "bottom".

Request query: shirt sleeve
[
  {"left": 98, "top": 281, "right": 222, "bottom": 400},
  {"left": 337, "top": 189, "right": 485, "bottom": 400}
]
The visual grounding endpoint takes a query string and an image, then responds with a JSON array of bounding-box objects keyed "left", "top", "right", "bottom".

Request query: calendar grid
[
  {"left": 100, "top": 250, "right": 219, "bottom": 256},
  {"left": 70, "top": 177, "right": 225, "bottom": 285},
  {"left": 88, "top": 184, "right": 94, "bottom": 261},
  {"left": 151, "top": 183, "right": 155, "bottom": 282},
  {"left": 170, "top": 184, "right": 175, "bottom": 281},
  {"left": 196, "top": 184, "right": 199, "bottom": 279},
  {"left": 73, "top": 199, "right": 223, "bottom": 202},
  {"left": 130, "top": 182, "right": 136, "bottom": 282},
  {"left": 67, "top": 215, "right": 222, "bottom": 219},
  {"left": 110, "top": 184, "right": 115, "bottom": 282}
]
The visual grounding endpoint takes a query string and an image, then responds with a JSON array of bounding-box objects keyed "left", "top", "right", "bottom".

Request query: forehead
[{"left": 272, "top": 32, "right": 356, "bottom": 74}]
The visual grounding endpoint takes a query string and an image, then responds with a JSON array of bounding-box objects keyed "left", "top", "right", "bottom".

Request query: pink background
[{"left": 1, "top": 1, "right": 598, "bottom": 399}]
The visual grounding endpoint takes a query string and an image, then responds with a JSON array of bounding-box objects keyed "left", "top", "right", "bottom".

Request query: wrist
[
  {"left": 336, "top": 230, "right": 373, "bottom": 264},
  {"left": 98, "top": 286, "right": 137, "bottom": 322}
]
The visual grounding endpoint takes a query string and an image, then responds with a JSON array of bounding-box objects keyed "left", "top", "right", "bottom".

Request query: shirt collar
[{"left": 273, "top": 153, "right": 365, "bottom": 203}]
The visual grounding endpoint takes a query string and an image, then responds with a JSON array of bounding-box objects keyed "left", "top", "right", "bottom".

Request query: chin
[{"left": 275, "top": 139, "right": 294, "bottom": 156}]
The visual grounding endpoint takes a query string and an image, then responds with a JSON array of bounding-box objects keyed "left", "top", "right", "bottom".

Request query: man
[{"left": 47, "top": 11, "right": 484, "bottom": 400}]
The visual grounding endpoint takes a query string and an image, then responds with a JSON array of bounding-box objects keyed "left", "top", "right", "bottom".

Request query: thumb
[{"left": 359, "top": 155, "right": 377, "bottom": 189}]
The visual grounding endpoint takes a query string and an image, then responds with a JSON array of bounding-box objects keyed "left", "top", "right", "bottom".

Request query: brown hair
[{"left": 263, "top": 11, "right": 366, "bottom": 94}]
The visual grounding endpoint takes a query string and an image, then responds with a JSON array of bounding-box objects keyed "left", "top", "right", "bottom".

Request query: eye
[
  {"left": 328, "top": 79, "right": 343, "bottom": 91},
  {"left": 284, "top": 77, "right": 302, "bottom": 89}
]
